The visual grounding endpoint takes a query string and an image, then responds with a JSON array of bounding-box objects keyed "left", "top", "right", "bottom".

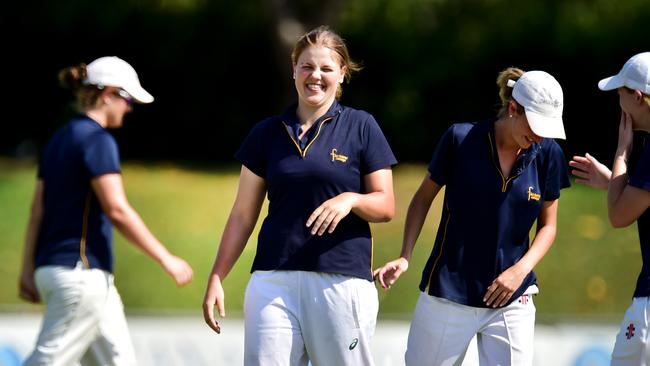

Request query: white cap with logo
[
  {"left": 509, "top": 70, "right": 565, "bottom": 140},
  {"left": 84, "top": 56, "right": 154, "bottom": 104},
  {"left": 598, "top": 52, "right": 650, "bottom": 95}
]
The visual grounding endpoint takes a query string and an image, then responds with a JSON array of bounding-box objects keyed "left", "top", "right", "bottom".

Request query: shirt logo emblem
[
  {"left": 330, "top": 148, "right": 348, "bottom": 163},
  {"left": 527, "top": 186, "right": 541, "bottom": 201},
  {"left": 626, "top": 323, "right": 636, "bottom": 339}
]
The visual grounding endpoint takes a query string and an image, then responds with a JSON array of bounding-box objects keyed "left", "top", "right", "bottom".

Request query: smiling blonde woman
[{"left": 203, "top": 26, "right": 397, "bottom": 366}]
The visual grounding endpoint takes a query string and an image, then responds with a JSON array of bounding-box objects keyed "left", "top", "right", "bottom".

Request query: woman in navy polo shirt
[
  {"left": 375, "top": 68, "right": 570, "bottom": 365},
  {"left": 203, "top": 26, "right": 396, "bottom": 365},
  {"left": 19, "top": 56, "right": 193, "bottom": 366},
  {"left": 570, "top": 52, "right": 650, "bottom": 365}
]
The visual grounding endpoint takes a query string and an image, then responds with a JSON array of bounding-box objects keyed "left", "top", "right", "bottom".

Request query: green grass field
[{"left": 0, "top": 158, "right": 641, "bottom": 320}]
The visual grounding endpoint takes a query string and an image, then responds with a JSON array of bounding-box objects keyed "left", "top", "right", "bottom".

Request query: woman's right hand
[
  {"left": 18, "top": 269, "right": 40, "bottom": 303},
  {"left": 202, "top": 275, "right": 225, "bottom": 334},
  {"left": 373, "top": 257, "right": 409, "bottom": 290},
  {"left": 161, "top": 254, "right": 194, "bottom": 286}
]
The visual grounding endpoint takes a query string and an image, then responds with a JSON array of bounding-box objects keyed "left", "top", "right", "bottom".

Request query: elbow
[
  {"left": 365, "top": 208, "right": 393, "bottom": 223},
  {"left": 381, "top": 195, "right": 396, "bottom": 222},
  {"left": 609, "top": 215, "right": 633, "bottom": 228},
  {"left": 376, "top": 206, "right": 395, "bottom": 223},
  {"left": 375, "top": 214, "right": 393, "bottom": 223},
  {"left": 105, "top": 204, "right": 131, "bottom": 226},
  {"left": 383, "top": 208, "right": 395, "bottom": 222},
  {"left": 608, "top": 207, "right": 634, "bottom": 228}
]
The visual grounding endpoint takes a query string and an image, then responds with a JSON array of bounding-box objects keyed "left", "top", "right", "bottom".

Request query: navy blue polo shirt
[
  {"left": 419, "top": 119, "right": 570, "bottom": 307},
  {"left": 235, "top": 101, "right": 397, "bottom": 281},
  {"left": 628, "top": 133, "right": 650, "bottom": 297},
  {"left": 35, "top": 114, "right": 120, "bottom": 273}
]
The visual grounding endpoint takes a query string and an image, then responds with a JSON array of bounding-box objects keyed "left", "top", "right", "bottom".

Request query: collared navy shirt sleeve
[
  {"left": 235, "top": 120, "right": 269, "bottom": 178},
  {"left": 427, "top": 125, "right": 456, "bottom": 186},
  {"left": 543, "top": 141, "right": 571, "bottom": 201},
  {"left": 629, "top": 143, "right": 650, "bottom": 191},
  {"left": 82, "top": 131, "right": 121, "bottom": 178},
  {"left": 360, "top": 115, "right": 397, "bottom": 174}
]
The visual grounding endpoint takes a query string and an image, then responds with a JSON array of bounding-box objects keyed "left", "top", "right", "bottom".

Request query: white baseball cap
[
  {"left": 84, "top": 56, "right": 154, "bottom": 104},
  {"left": 598, "top": 52, "right": 650, "bottom": 94},
  {"left": 509, "top": 70, "right": 565, "bottom": 139}
]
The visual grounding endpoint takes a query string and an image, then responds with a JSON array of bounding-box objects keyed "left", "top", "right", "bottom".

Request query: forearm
[
  {"left": 349, "top": 191, "right": 395, "bottom": 222},
  {"left": 209, "top": 213, "right": 258, "bottom": 281},
  {"left": 399, "top": 198, "right": 432, "bottom": 261},
  {"left": 22, "top": 182, "right": 44, "bottom": 273},
  {"left": 22, "top": 210, "right": 42, "bottom": 273},
  {"left": 514, "top": 224, "right": 556, "bottom": 274},
  {"left": 108, "top": 205, "right": 172, "bottom": 264},
  {"left": 608, "top": 154, "right": 629, "bottom": 220}
]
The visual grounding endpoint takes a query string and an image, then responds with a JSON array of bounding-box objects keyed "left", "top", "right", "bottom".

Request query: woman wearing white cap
[
  {"left": 18, "top": 56, "right": 193, "bottom": 365},
  {"left": 571, "top": 52, "right": 650, "bottom": 365},
  {"left": 375, "top": 67, "right": 570, "bottom": 365}
]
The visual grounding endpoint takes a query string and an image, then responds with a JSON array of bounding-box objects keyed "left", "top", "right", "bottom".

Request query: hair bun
[{"left": 58, "top": 63, "right": 88, "bottom": 89}]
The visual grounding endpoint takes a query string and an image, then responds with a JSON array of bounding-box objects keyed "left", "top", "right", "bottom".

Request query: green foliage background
[
  {"left": 1, "top": 158, "right": 639, "bottom": 321},
  {"left": 4, "top": 0, "right": 650, "bottom": 163}
]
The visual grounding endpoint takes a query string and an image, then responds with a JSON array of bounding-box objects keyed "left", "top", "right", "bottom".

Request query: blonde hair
[
  {"left": 496, "top": 67, "right": 525, "bottom": 118},
  {"left": 58, "top": 64, "right": 103, "bottom": 110},
  {"left": 291, "top": 25, "right": 362, "bottom": 99}
]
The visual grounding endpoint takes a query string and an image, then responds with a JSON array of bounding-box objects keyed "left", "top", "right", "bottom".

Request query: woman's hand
[
  {"left": 616, "top": 111, "right": 634, "bottom": 159},
  {"left": 306, "top": 192, "right": 357, "bottom": 235},
  {"left": 569, "top": 153, "right": 612, "bottom": 190},
  {"left": 202, "top": 275, "right": 225, "bottom": 334},
  {"left": 373, "top": 257, "right": 409, "bottom": 289},
  {"left": 18, "top": 269, "right": 40, "bottom": 303},
  {"left": 161, "top": 254, "right": 193, "bottom": 286},
  {"left": 484, "top": 265, "right": 528, "bottom": 308}
]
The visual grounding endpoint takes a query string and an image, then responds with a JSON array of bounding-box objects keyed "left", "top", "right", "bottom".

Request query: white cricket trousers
[
  {"left": 243, "top": 270, "right": 378, "bottom": 366},
  {"left": 24, "top": 263, "right": 136, "bottom": 366},
  {"left": 405, "top": 289, "right": 537, "bottom": 366},
  {"left": 611, "top": 296, "right": 650, "bottom": 365}
]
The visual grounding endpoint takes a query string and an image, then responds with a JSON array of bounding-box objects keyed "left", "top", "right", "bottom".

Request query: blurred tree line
[{"left": 2, "top": 0, "right": 650, "bottom": 165}]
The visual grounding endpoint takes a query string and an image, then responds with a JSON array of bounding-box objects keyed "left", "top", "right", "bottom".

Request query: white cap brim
[
  {"left": 525, "top": 109, "right": 566, "bottom": 139},
  {"left": 598, "top": 74, "right": 624, "bottom": 91},
  {"left": 123, "top": 84, "right": 154, "bottom": 104}
]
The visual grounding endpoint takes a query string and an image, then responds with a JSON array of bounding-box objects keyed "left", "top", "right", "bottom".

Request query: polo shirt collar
[
  {"left": 280, "top": 101, "right": 343, "bottom": 149},
  {"left": 280, "top": 100, "right": 342, "bottom": 125}
]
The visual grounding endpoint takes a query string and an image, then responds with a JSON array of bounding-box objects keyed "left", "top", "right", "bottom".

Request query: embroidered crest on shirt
[
  {"left": 330, "top": 148, "right": 348, "bottom": 163},
  {"left": 527, "top": 186, "right": 541, "bottom": 201}
]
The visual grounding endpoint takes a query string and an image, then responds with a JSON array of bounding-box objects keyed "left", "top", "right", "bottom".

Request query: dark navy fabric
[
  {"left": 419, "top": 119, "right": 570, "bottom": 307},
  {"left": 286, "top": 119, "right": 320, "bottom": 150},
  {"left": 627, "top": 133, "right": 650, "bottom": 297},
  {"left": 235, "top": 101, "right": 397, "bottom": 281},
  {"left": 35, "top": 114, "right": 121, "bottom": 273}
]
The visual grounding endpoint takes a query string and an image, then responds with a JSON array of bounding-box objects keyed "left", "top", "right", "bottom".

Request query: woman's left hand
[
  {"left": 483, "top": 265, "right": 528, "bottom": 308},
  {"left": 307, "top": 192, "right": 357, "bottom": 235}
]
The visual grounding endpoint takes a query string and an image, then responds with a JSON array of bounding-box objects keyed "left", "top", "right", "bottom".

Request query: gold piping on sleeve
[{"left": 79, "top": 191, "right": 91, "bottom": 268}]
